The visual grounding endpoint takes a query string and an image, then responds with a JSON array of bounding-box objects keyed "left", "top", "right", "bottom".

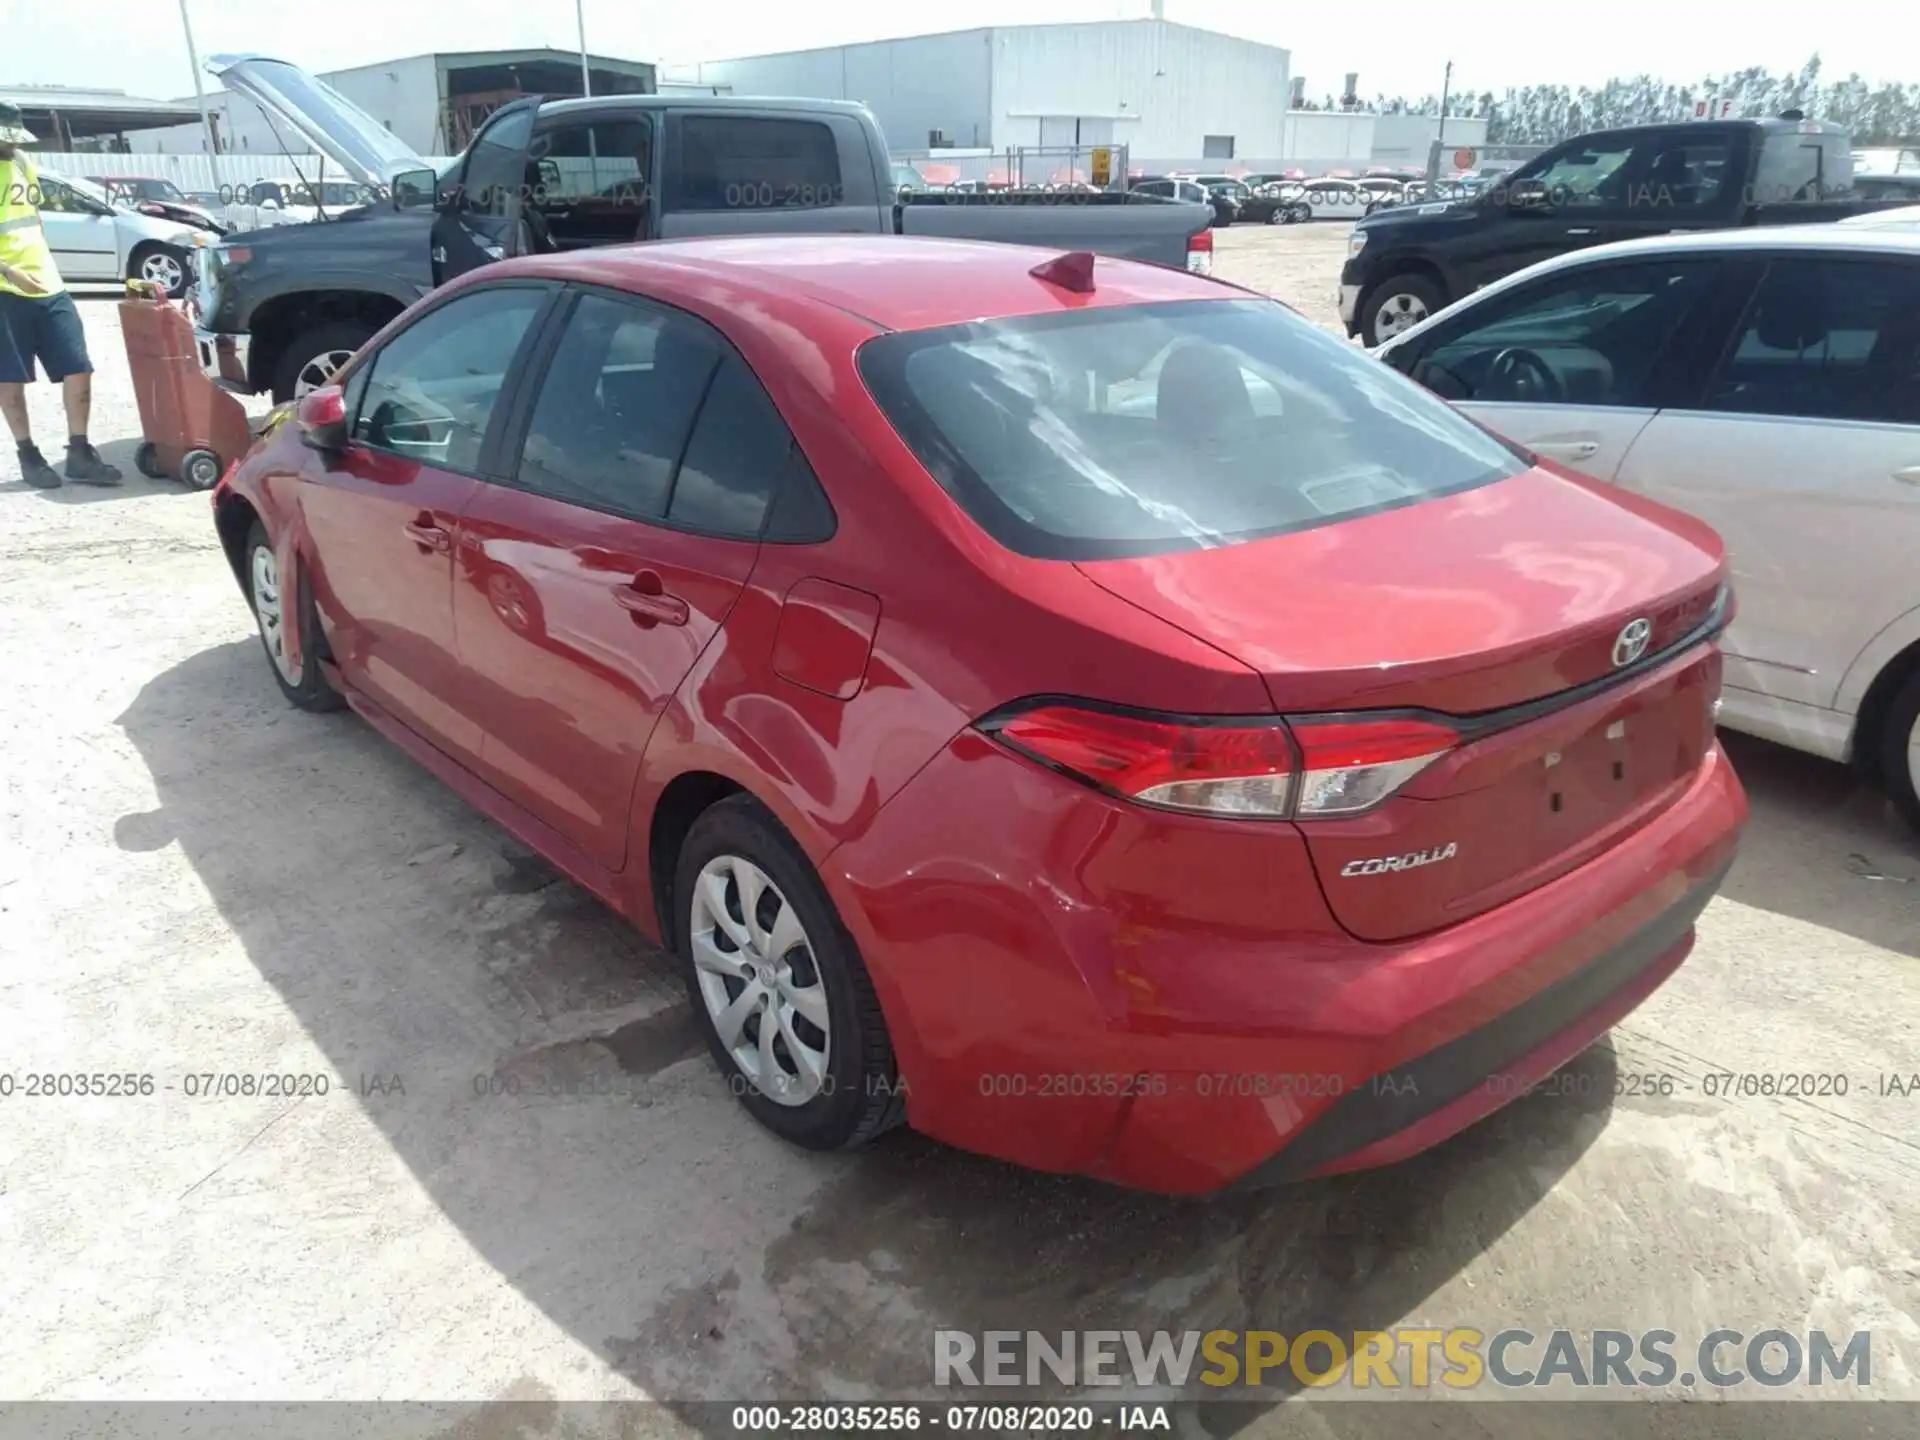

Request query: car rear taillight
[
  {"left": 1287, "top": 716, "right": 1458, "bottom": 817},
  {"left": 982, "top": 705, "right": 1457, "bottom": 820},
  {"left": 1186, "top": 227, "right": 1213, "bottom": 275}
]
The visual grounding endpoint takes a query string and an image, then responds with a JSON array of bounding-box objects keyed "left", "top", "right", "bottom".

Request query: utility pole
[
  {"left": 1437, "top": 59, "right": 1453, "bottom": 146},
  {"left": 575, "top": 0, "right": 592, "bottom": 97},
  {"left": 177, "top": 0, "right": 217, "bottom": 154}
]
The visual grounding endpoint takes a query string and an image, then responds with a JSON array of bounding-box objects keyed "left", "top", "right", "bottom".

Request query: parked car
[
  {"left": 31, "top": 171, "right": 202, "bottom": 297},
  {"left": 212, "top": 233, "right": 1746, "bottom": 1193},
  {"left": 1852, "top": 173, "right": 1920, "bottom": 202},
  {"left": 1842, "top": 203, "right": 1920, "bottom": 229},
  {"left": 87, "top": 175, "right": 227, "bottom": 235},
  {"left": 1132, "top": 175, "right": 1234, "bottom": 226},
  {"left": 189, "top": 54, "right": 1212, "bottom": 403},
  {"left": 1374, "top": 225, "right": 1920, "bottom": 830},
  {"left": 1292, "top": 176, "right": 1406, "bottom": 221},
  {"left": 1341, "top": 115, "right": 1912, "bottom": 347}
]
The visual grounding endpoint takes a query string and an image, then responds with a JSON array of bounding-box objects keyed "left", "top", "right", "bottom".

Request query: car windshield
[{"left": 859, "top": 298, "right": 1525, "bottom": 560}]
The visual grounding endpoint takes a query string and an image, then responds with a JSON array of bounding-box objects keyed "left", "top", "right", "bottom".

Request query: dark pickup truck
[
  {"left": 192, "top": 55, "right": 1213, "bottom": 402},
  {"left": 1340, "top": 115, "right": 1909, "bottom": 346}
]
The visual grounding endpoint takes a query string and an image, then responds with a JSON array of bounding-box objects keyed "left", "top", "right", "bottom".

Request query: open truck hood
[{"left": 207, "top": 54, "right": 432, "bottom": 190}]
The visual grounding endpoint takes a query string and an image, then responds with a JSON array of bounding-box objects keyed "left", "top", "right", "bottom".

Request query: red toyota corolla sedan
[{"left": 211, "top": 235, "right": 1746, "bottom": 1194}]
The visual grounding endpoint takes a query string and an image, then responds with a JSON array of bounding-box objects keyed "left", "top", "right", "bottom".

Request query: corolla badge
[
  {"left": 1341, "top": 843, "right": 1458, "bottom": 877},
  {"left": 1613, "top": 618, "right": 1654, "bottom": 668}
]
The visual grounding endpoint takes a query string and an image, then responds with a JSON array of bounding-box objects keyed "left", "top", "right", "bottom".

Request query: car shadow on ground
[
  {"left": 1716, "top": 730, "right": 1917, "bottom": 958},
  {"left": 119, "top": 640, "right": 1628, "bottom": 1428}
]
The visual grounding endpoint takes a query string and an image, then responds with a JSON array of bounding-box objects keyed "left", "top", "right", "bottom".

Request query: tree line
[{"left": 1294, "top": 57, "right": 1918, "bottom": 145}]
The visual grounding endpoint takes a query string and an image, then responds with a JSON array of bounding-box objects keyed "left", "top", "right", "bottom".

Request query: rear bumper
[
  {"left": 1228, "top": 853, "right": 1727, "bottom": 1186},
  {"left": 823, "top": 736, "right": 1746, "bottom": 1195},
  {"left": 194, "top": 328, "right": 250, "bottom": 393}
]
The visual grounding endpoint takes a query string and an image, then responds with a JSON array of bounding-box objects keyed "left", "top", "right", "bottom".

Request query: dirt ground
[{"left": 2, "top": 228, "right": 1918, "bottom": 1435}]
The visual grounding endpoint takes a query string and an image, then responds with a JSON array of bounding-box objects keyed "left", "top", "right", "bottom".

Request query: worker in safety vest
[{"left": 0, "top": 102, "right": 121, "bottom": 488}]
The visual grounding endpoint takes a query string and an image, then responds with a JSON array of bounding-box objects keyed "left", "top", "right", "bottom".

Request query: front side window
[
  {"left": 512, "top": 292, "right": 720, "bottom": 519},
  {"left": 531, "top": 120, "right": 653, "bottom": 207},
  {"left": 1508, "top": 141, "right": 1637, "bottom": 208},
  {"left": 859, "top": 298, "right": 1526, "bottom": 561},
  {"left": 351, "top": 287, "right": 547, "bottom": 471},
  {"left": 1407, "top": 259, "right": 1718, "bottom": 406},
  {"left": 670, "top": 115, "right": 841, "bottom": 212},
  {"left": 1704, "top": 258, "right": 1920, "bottom": 425}
]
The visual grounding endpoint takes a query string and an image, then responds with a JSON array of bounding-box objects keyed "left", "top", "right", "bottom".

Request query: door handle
[
  {"left": 1533, "top": 440, "right": 1601, "bottom": 462},
  {"left": 403, "top": 516, "right": 452, "bottom": 554},
  {"left": 1893, "top": 465, "right": 1920, "bottom": 486},
  {"left": 614, "top": 572, "right": 689, "bottom": 627},
  {"left": 1564, "top": 227, "right": 1597, "bottom": 237}
]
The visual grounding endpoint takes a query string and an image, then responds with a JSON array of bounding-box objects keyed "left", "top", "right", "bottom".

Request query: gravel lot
[{"left": 3, "top": 228, "right": 1917, "bottom": 1433}]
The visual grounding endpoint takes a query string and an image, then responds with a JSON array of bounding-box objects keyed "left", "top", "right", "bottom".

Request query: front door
[
  {"left": 1387, "top": 252, "right": 1735, "bottom": 480},
  {"left": 1610, "top": 254, "right": 1920, "bottom": 712},
  {"left": 433, "top": 97, "right": 542, "bottom": 283},
  {"left": 300, "top": 282, "right": 554, "bottom": 762},
  {"left": 454, "top": 287, "right": 795, "bottom": 869},
  {"left": 33, "top": 177, "right": 118, "bottom": 282}
]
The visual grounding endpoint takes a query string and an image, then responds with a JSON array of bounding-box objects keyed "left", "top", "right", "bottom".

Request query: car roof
[
  {"left": 537, "top": 93, "right": 875, "bottom": 121},
  {"left": 1378, "top": 223, "right": 1920, "bottom": 349},
  {"left": 498, "top": 234, "right": 1235, "bottom": 334}
]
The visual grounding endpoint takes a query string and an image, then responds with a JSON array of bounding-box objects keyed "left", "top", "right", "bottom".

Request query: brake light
[
  {"left": 983, "top": 705, "right": 1457, "bottom": 820},
  {"left": 1186, "top": 227, "right": 1213, "bottom": 275}
]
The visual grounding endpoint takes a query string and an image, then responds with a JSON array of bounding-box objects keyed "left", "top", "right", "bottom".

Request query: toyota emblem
[{"left": 1612, "top": 618, "right": 1653, "bottom": 668}]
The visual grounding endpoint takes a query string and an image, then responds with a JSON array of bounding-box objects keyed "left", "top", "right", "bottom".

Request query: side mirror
[
  {"left": 297, "top": 385, "right": 350, "bottom": 453},
  {"left": 391, "top": 167, "right": 438, "bottom": 211}
]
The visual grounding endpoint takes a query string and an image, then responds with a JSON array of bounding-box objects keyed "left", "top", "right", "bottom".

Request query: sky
[{"left": 6, "top": 0, "right": 1901, "bottom": 106}]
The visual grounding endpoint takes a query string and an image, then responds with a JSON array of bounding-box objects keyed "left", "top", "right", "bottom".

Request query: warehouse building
[
  {"left": 678, "top": 16, "right": 1292, "bottom": 169},
  {"left": 131, "top": 49, "right": 656, "bottom": 157}
]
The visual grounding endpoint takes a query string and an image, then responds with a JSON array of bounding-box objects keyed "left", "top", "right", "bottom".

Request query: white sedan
[
  {"left": 1374, "top": 226, "right": 1920, "bottom": 830},
  {"left": 34, "top": 172, "right": 205, "bottom": 297}
]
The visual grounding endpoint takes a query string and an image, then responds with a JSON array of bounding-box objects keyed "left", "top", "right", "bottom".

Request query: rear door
[
  {"left": 1386, "top": 252, "right": 1742, "bottom": 478},
  {"left": 1610, "top": 253, "right": 1920, "bottom": 712},
  {"left": 301, "top": 281, "right": 554, "bottom": 763},
  {"left": 452, "top": 287, "right": 793, "bottom": 869},
  {"left": 656, "top": 109, "right": 885, "bottom": 238}
]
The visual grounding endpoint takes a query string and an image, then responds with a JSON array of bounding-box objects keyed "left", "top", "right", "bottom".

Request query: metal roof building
[
  {"left": 0, "top": 84, "right": 199, "bottom": 151},
  {"left": 128, "top": 49, "right": 657, "bottom": 157}
]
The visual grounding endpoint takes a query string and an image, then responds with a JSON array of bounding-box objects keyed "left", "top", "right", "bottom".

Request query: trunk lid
[
  {"left": 207, "top": 55, "right": 433, "bottom": 189},
  {"left": 1077, "top": 466, "right": 1728, "bottom": 940}
]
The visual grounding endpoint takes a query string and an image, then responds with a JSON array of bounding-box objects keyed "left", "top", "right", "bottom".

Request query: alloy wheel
[
  {"left": 139, "top": 250, "right": 184, "bottom": 294},
  {"left": 689, "top": 855, "right": 830, "bottom": 1106},
  {"left": 1908, "top": 709, "right": 1920, "bottom": 804},
  {"left": 1373, "top": 292, "right": 1430, "bottom": 341},
  {"left": 293, "top": 349, "right": 356, "bottom": 399},
  {"left": 249, "top": 544, "right": 299, "bottom": 685}
]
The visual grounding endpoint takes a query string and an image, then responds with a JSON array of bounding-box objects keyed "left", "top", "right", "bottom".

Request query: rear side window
[
  {"left": 859, "top": 298, "right": 1526, "bottom": 561},
  {"left": 513, "top": 293, "right": 720, "bottom": 518},
  {"left": 670, "top": 115, "right": 841, "bottom": 211},
  {"left": 1705, "top": 258, "right": 1920, "bottom": 425},
  {"left": 351, "top": 286, "right": 547, "bottom": 472},
  {"left": 1756, "top": 130, "right": 1853, "bottom": 202},
  {"left": 668, "top": 355, "right": 807, "bottom": 538}
]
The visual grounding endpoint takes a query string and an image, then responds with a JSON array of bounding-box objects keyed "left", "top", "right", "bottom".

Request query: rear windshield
[{"left": 858, "top": 298, "right": 1525, "bottom": 559}]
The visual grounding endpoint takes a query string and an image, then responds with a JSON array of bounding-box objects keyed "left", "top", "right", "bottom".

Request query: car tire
[
  {"left": 1880, "top": 671, "right": 1920, "bottom": 834},
  {"left": 181, "top": 448, "right": 222, "bottom": 490},
  {"left": 674, "top": 794, "right": 905, "bottom": 1151},
  {"left": 1264, "top": 206, "right": 1285, "bottom": 225},
  {"left": 1360, "top": 274, "right": 1447, "bottom": 347},
  {"left": 271, "top": 320, "right": 375, "bottom": 405},
  {"left": 129, "top": 242, "right": 190, "bottom": 299},
  {"left": 244, "top": 520, "right": 345, "bottom": 713}
]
